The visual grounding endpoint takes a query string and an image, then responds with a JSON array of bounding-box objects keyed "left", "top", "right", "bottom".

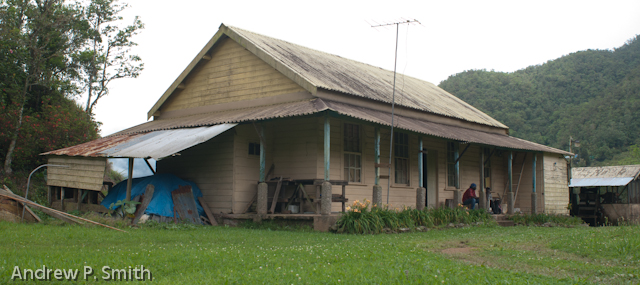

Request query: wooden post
[
  {"left": 77, "top": 189, "right": 82, "bottom": 211},
  {"left": 479, "top": 147, "right": 486, "bottom": 209},
  {"left": 47, "top": 186, "right": 52, "bottom": 207},
  {"left": 532, "top": 153, "right": 537, "bottom": 214},
  {"left": 126, "top": 158, "right": 134, "bottom": 201},
  {"left": 61, "top": 187, "right": 65, "bottom": 211},
  {"left": 418, "top": 137, "right": 423, "bottom": 188},
  {"left": 507, "top": 151, "right": 514, "bottom": 214},
  {"left": 259, "top": 126, "right": 265, "bottom": 183},
  {"left": 416, "top": 137, "right": 425, "bottom": 210},
  {"left": 324, "top": 114, "right": 330, "bottom": 181},
  {"left": 375, "top": 128, "right": 380, "bottom": 186}
]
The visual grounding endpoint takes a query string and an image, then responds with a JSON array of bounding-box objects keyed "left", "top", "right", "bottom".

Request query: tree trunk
[
  {"left": 4, "top": 104, "right": 25, "bottom": 175},
  {"left": 4, "top": 79, "right": 30, "bottom": 175}
]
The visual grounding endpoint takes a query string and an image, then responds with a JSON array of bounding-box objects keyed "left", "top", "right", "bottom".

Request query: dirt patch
[{"left": 441, "top": 247, "right": 477, "bottom": 255}]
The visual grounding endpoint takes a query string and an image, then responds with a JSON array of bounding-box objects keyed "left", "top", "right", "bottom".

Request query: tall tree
[
  {"left": 75, "top": 0, "right": 143, "bottom": 115},
  {"left": 0, "top": 0, "right": 84, "bottom": 174}
]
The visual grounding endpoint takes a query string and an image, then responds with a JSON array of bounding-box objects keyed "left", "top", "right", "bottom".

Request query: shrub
[{"left": 333, "top": 202, "right": 495, "bottom": 234}]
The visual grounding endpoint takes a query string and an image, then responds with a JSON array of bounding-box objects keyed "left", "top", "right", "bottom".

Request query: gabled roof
[{"left": 148, "top": 24, "right": 507, "bottom": 129}]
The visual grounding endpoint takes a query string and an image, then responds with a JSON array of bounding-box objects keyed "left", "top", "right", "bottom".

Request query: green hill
[{"left": 438, "top": 35, "right": 640, "bottom": 166}]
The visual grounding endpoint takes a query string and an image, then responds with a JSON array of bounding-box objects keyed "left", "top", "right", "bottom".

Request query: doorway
[{"left": 422, "top": 149, "right": 437, "bottom": 208}]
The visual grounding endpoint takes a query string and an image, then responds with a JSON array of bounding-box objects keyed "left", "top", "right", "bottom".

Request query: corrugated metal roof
[
  {"left": 103, "top": 98, "right": 568, "bottom": 155},
  {"left": 569, "top": 177, "right": 634, "bottom": 187},
  {"left": 43, "top": 124, "right": 236, "bottom": 159},
  {"left": 226, "top": 26, "right": 507, "bottom": 129},
  {"left": 147, "top": 24, "right": 507, "bottom": 129},
  {"left": 571, "top": 165, "right": 640, "bottom": 179}
]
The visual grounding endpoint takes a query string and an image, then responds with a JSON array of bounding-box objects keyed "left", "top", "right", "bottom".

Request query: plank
[
  {"left": 3, "top": 186, "right": 41, "bottom": 222},
  {"left": 132, "top": 185, "right": 155, "bottom": 225},
  {"left": 197, "top": 197, "right": 218, "bottom": 226},
  {"left": 242, "top": 193, "right": 257, "bottom": 214},
  {"left": 269, "top": 177, "right": 283, "bottom": 214},
  {"left": 171, "top": 185, "right": 202, "bottom": 225},
  {"left": 0, "top": 186, "right": 126, "bottom": 232}
]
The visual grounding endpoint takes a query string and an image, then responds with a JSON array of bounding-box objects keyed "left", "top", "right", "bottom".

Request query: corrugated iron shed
[
  {"left": 148, "top": 24, "right": 507, "bottom": 129},
  {"left": 47, "top": 98, "right": 569, "bottom": 158}
]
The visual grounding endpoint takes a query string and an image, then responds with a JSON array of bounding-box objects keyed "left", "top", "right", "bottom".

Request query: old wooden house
[{"left": 43, "top": 24, "right": 572, "bottom": 228}]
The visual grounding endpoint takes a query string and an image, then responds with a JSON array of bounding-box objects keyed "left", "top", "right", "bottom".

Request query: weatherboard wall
[
  {"left": 46, "top": 156, "right": 107, "bottom": 191},
  {"left": 159, "top": 38, "right": 305, "bottom": 113},
  {"left": 543, "top": 153, "right": 569, "bottom": 214},
  {"left": 156, "top": 130, "right": 235, "bottom": 214}
]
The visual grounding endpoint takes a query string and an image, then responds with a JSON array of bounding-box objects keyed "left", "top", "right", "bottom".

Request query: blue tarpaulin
[{"left": 101, "top": 173, "right": 205, "bottom": 218}]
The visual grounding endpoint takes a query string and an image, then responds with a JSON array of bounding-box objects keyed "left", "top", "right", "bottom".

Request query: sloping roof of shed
[
  {"left": 147, "top": 24, "right": 507, "bottom": 129},
  {"left": 569, "top": 165, "right": 640, "bottom": 187},
  {"left": 44, "top": 98, "right": 568, "bottom": 157},
  {"left": 42, "top": 124, "right": 236, "bottom": 159},
  {"left": 571, "top": 165, "right": 640, "bottom": 179}
]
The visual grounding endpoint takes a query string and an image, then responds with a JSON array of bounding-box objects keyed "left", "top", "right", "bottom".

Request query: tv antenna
[{"left": 371, "top": 19, "right": 420, "bottom": 204}]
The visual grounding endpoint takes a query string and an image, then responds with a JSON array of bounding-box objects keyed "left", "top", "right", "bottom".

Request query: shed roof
[
  {"left": 46, "top": 98, "right": 569, "bottom": 158},
  {"left": 569, "top": 165, "right": 640, "bottom": 187},
  {"left": 42, "top": 124, "right": 236, "bottom": 159},
  {"left": 147, "top": 24, "right": 507, "bottom": 129}
]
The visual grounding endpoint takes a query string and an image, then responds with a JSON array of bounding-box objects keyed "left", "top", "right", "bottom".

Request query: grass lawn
[{"left": 1, "top": 222, "right": 639, "bottom": 284}]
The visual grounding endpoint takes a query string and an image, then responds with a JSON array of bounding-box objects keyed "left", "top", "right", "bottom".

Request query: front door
[{"left": 423, "top": 149, "right": 437, "bottom": 208}]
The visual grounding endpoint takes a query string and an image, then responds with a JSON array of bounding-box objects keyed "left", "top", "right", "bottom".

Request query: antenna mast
[{"left": 371, "top": 19, "right": 420, "bottom": 204}]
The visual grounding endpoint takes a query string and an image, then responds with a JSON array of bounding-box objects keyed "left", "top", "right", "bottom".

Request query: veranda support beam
[
  {"left": 324, "top": 114, "right": 330, "bottom": 181},
  {"left": 375, "top": 128, "right": 380, "bottom": 186},
  {"left": 126, "top": 158, "right": 134, "bottom": 201}
]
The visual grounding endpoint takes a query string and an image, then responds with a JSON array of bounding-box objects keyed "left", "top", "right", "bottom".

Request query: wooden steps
[{"left": 492, "top": 214, "right": 515, "bottom": 227}]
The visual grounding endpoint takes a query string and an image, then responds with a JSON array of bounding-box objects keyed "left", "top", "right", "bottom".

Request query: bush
[{"left": 333, "top": 201, "right": 495, "bottom": 234}]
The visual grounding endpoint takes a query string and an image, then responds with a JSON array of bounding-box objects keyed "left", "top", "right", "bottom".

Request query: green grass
[{"left": 1, "top": 222, "right": 639, "bottom": 284}]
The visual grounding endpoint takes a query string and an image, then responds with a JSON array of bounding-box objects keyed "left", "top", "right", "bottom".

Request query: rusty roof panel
[
  {"left": 227, "top": 26, "right": 507, "bottom": 129},
  {"left": 42, "top": 134, "right": 144, "bottom": 157},
  {"left": 42, "top": 124, "right": 236, "bottom": 159}
]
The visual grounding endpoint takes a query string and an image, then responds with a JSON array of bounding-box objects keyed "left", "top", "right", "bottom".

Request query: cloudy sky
[{"left": 92, "top": 0, "right": 640, "bottom": 138}]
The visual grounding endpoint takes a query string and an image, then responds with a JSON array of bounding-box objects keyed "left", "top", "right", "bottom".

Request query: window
[
  {"left": 344, "top": 124, "right": 361, "bottom": 182},
  {"left": 394, "top": 132, "right": 409, "bottom": 184},
  {"left": 248, "top": 142, "right": 260, "bottom": 156},
  {"left": 447, "top": 142, "right": 458, "bottom": 188},
  {"left": 483, "top": 148, "right": 491, "bottom": 188}
]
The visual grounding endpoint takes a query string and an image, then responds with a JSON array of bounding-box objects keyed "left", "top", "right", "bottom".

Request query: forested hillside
[{"left": 439, "top": 35, "right": 640, "bottom": 166}]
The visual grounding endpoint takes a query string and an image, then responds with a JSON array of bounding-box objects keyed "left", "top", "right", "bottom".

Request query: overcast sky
[{"left": 91, "top": 0, "right": 640, "bottom": 137}]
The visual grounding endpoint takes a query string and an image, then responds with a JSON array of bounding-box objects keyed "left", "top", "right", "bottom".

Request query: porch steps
[{"left": 492, "top": 214, "right": 514, "bottom": 227}]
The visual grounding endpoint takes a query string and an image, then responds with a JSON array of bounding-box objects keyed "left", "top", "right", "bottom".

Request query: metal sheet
[
  {"left": 571, "top": 165, "right": 640, "bottom": 179},
  {"left": 227, "top": 26, "right": 507, "bottom": 129},
  {"left": 44, "top": 98, "right": 571, "bottom": 159},
  {"left": 569, "top": 177, "right": 634, "bottom": 187},
  {"left": 43, "top": 124, "right": 236, "bottom": 159}
]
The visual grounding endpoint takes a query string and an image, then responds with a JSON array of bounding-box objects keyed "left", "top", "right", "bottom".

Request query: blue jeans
[{"left": 463, "top": 198, "right": 478, "bottom": 210}]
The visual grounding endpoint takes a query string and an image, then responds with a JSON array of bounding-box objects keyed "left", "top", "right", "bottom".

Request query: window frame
[
  {"left": 483, "top": 148, "right": 491, "bottom": 188},
  {"left": 394, "top": 131, "right": 410, "bottom": 185},
  {"left": 343, "top": 123, "right": 362, "bottom": 183},
  {"left": 447, "top": 142, "right": 459, "bottom": 188}
]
